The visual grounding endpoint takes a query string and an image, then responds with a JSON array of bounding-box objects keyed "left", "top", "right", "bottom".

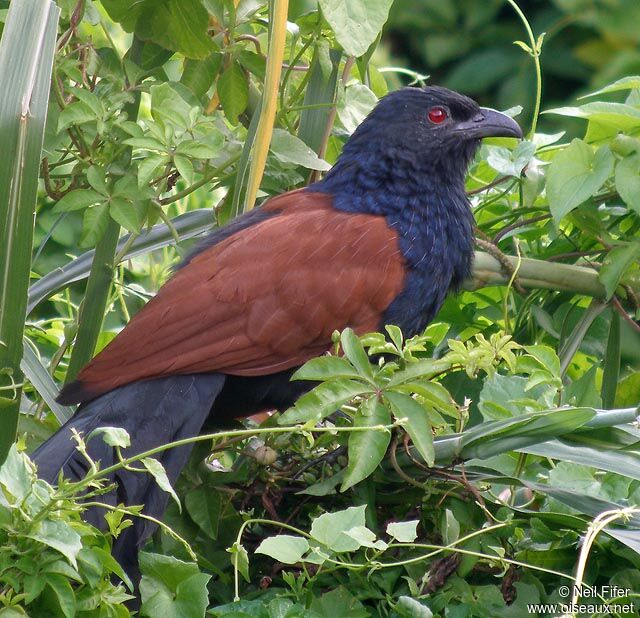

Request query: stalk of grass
[
  {"left": 0, "top": 0, "right": 60, "bottom": 462},
  {"left": 243, "top": 0, "right": 289, "bottom": 212}
]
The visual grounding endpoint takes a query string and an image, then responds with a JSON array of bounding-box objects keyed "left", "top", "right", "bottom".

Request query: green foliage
[
  {"left": 0, "top": 0, "right": 638, "bottom": 616},
  {"left": 0, "top": 444, "right": 133, "bottom": 616}
]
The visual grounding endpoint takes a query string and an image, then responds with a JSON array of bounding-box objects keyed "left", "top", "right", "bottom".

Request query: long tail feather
[{"left": 33, "top": 374, "right": 225, "bottom": 580}]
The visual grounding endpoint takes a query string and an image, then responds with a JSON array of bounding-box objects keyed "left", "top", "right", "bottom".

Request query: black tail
[{"left": 33, "top": 374, "right": 224, "bottom": 580}]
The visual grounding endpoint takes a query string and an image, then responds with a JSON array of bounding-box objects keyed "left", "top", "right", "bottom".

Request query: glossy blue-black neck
[{"left": 309, "top": 117, "right": 477, "bottom": 336}]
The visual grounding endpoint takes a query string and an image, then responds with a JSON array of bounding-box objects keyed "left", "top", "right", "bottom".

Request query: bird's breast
[{"left": 380, "top": 195, "right": 474, "bottom": 336}]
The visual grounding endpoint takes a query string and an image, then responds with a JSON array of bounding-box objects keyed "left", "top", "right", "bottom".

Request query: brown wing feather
[{"left": 73, "top": 191, "right": 406, "bottom": 400}]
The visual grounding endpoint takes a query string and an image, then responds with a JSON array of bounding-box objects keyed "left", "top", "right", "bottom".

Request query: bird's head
[{"left": 326, "top": 86, "right": 523, "bottom": 191}]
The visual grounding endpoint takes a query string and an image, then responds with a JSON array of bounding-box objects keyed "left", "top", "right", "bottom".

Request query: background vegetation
[{"left": 0, "top": 0, "right": 639, "bottom": 616}]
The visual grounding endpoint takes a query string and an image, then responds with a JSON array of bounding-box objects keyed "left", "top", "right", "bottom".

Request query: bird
[{"left": 33, "top": 85, "right": 522, "bottom": 580}]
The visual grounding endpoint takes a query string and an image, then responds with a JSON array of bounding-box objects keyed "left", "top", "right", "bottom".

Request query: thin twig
[{"left": 612, "top": 296, "right": 640, "bottom": 334}]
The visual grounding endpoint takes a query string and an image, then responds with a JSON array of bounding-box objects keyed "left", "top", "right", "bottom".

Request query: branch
[{"left": 469, "top": 251, "right": 610, "bottom": 299}]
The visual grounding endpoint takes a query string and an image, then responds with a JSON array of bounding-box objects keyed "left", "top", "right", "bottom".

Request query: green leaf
[
  {"left": 386, "top": 520, "right": 419, "bottom": 543},
  {"left": 173, "top": 153, "right": 194, "bottom": 185},
  {"left": 29, "top": 520, "right": 83, "bottom": 568},
  {"left": 319, "top": 0, "right": 393, "bottom": 57},
  {"left": 228, "top": 541, "right": 250, "bottom": 583},
  {"left": 149, "top": 82, "right": 194, "bottom": 130},
  {"left": 0, "top": 444, "right": 31, "bottom": 500},
  {"left": 292, "top": 355, "right": 361, "bottom": 381},
  {"left": 110, "top": 198, "right": 141, "bottom": 233},
  {"left": 43, "top": 573, "right": 76, "bottom": 618},
  {"left": 547, "top": 103, "right": 640, "bottom": 140},
  {"left": 344, "top": 525, "right": 387, "bottom": 550},
  {"left": 124, "top": 136, "right": 168, "bottom": 151},
  {"left": 270, "top": 128, "right": 331, "bottom": 171},
  {"left": 599, "top": 241, "right": 640, "bottom": 300},
  {"left": 137, "top": 153, "right": 169, "bottom": 188},
  {"left": 141, "top": 457, "right": 180, "bottom": 509},
  {"left": 139, "top": 552, "right": 211, "bottom": 618},
  {"left": 615, "top": 153, "right": 640, "bottom": 215},
  {"left": 478, "top": 374, "right": 552, "bottom": 420},
  {"left": 53, "top": 189, "right": 104, "bottom": 212},
  {"left": 217, "top": 62, "right": 248, "bottom": 125},
  {"left": 181, "top": 51, "right": 222, "bottom": 99},
  {"left": 310, "top": 505, "right": 367, "bottom": 553},
  {"left": 546, "top": 140, "right": 614, "bottom": 224},
  {"left": 342, "top": 396, "right": 391, "bottom": 490},
  {"left": 385, "top": 391, "right": 434, "bottom": 466},
  {"left": 103, "top": 0, "right": 215, "bottom": 59},
  {"left": 337, "top": 83, "right": 378, "bottom": 133},
  {"left": 176, "top": 135, "right": 223, "bottom": 159},
  {"left": 80, "top": 203, "right": 110, "bottom": 247},
  {"left": 278, "top": 379, "right": 367, "bottom": 424},
  {"left": 522, "top": 345, "right": 561, "bottom": 379},
  {"left": 57, "top": 101, "right": 97, "bottom": 132},
  {"left": 185, "top": 487, "right": 221, "bottom": 540},
  {"left": 340, "top": 328, "right": 374, "bottom": 380},
  {"left": 89, "top": 426, "right": 130, "bottom": 448},
  {"left": 616, "top": 372, "right": 640, "bottom": 408},
  {"left": 86, "top": 165, "right": 108, "bottom": 195},
  {"left": 255, "top": 535, "right": 310, "bottom": 564},
  {"left": 394, "top": 596, "right": 433, "bottom": 618},
  {"left": 582, "top": 76, "right": 640, "bottom": 98}
]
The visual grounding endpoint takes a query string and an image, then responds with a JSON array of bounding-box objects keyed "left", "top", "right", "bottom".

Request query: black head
[
  {"left": 323, "top": 86, "right": 522, "bottom": 190},
  {"left": 367, "top": 86, "right": 522, "bottom": 141}
]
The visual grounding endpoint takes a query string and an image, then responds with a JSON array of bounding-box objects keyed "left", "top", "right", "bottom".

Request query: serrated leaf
[
  {"left": 137, "top": 153, "right": 168, "bottom": 188},
  {"left": 80, "top": 203, "right": 110, "bottom": 247},
  {"left": 176, "top": 137, "right": 222, "bottom": 159},
  {"left": 278, "top": 379, "right": 367, "bottom": 424},
  {"left": 86, "top": 166, "right": 108, "bottom": 195},
  {"left": 53, "top": 189, "right": 104, "bottom": 212},
  {"left": 173, "top": 153, "right": 194, "bottom": 185},
  {"left": 110, "top": 198, "right": 141, "bottom": 233},
  {"left": 124, "top": 136, "right": 168, "bottom": 151},
  {"left": 57, "top": 101, "right": 96, "bottom": 132},
  {"left": 292, "top": 355, "right": 361, "bottom": 381}
]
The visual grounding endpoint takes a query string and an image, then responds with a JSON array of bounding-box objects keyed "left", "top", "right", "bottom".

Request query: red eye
[{"left": 428, "top": 106, "right": 447, "bottom": 124}]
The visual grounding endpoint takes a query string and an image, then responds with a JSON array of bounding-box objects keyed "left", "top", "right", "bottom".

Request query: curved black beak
[{"left": 453, "top": 107, "right": 523, "bottom": 139}]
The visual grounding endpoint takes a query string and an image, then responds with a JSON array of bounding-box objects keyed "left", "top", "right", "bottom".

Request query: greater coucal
[{"left": 34, "top": 86, "right": 522, "bottom": 577}]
